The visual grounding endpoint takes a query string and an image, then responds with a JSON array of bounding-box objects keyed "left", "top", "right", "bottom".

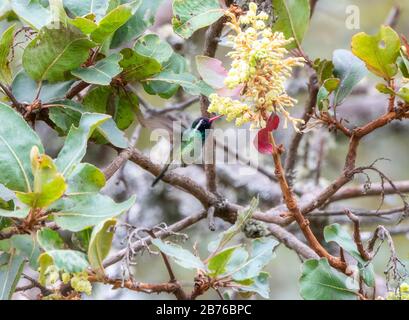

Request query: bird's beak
[{"left": 209, "top": 115, "right": 223, "bottom": 123}]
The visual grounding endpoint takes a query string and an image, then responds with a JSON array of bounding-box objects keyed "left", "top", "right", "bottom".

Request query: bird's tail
[{"left": 151, "top": 162, "right": 172, "bottom": 187}]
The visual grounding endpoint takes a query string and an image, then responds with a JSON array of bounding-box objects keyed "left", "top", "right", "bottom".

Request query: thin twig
[
  {"left": 344, "top": 210, "right": 371, "bottom": 261},
  {"left": 285, "top": 75, "right": 318, "bottom": 186}
]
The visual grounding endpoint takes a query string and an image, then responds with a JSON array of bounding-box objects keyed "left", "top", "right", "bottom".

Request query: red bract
[{"left": 254, "top": 114, "right": 280, "bottom": 154}]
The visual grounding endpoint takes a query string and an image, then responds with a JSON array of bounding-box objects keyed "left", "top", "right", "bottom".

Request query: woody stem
[{"left": 268, "top": 130, "right": 347, "bottom": 272}]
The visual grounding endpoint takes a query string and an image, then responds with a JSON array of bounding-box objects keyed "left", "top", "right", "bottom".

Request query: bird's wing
[{"left": 180, "top": 129, "right": 204, "bottom": 165}]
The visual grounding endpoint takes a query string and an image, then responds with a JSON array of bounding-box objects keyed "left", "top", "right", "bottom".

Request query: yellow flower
[
  {"left": 208, "top": 2, "right": 304, "bottom": 130},
  {"left": 70, "top": 271, "right": 92, "bottom": 296}
]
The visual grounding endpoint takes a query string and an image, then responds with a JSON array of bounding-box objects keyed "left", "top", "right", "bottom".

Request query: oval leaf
[
  {"left": 151, "top": 238, "right": 205, "bottom": 270},
  {"left": 23, "top": 25, "right": 96, "bottom": 82},
  {"left": 332, "top": 49, "right": 367, "bottom": 106},
  {"left": 351, "top": 26, "right": 401, "bottom": 80},
  {"left": 0, "top": 103, "right": 44, "bottom": 192},
  {"left": 172, "top": 0, "right": 224, "bottom": 39},
  {"left": 88, "top": 218, "right": 116, "bottom": 274},
  {"left": 271, "top": 0, "right": 310, "bottom": 49},
  {"left": 300, "top": 258, "right": 358, "bottom": 300},
  {"left": 51, "top": 194, "right": 135, "bottom": 232},
  {"left": 71, "top": 53, "right": 123, "bottom": 86}
]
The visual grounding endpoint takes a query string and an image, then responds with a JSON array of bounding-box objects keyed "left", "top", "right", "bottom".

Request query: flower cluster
[
  {"left": 70, "top": 272, "right": 92, "bottom": 295},
  {"left": 208, "top": 2, "right": 304, "bottom": 129},
  {"left": 63, "top": 271, "right": 92, "bottom": 296},
  {"left": 386, "top": 282, "right": 409, "bottom": 300},
  {"left": 42, "top": 266, "right": 92, "bottom": 296}
]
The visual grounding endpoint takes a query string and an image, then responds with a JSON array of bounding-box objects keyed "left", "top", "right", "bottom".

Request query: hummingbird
[{"left": 151, "top": 115, "right": 222, "bottom": 187}]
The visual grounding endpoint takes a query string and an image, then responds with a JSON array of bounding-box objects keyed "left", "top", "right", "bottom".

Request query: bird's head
[{"left": 191, "top": 115, "right": 222, "bottom": 133}]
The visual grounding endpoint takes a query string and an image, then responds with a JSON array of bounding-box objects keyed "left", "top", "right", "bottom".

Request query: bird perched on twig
[{"left": 151, "top": 115, "right": 222, "bottom": 187}]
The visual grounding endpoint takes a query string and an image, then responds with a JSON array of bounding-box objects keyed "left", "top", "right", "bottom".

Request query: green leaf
[
  {"left": 151, "top": 238, "right": 205, "bottom": 270},
  {"left": 398, "top": 51, "right": 409, "bottom": 78},
  {"left": 313, "top": 59, "right": 334, "bottom": 85},
  {"left": 66, "top": 163, "right": 106, "bottom": 195},
  {"left": 88, "top": 218, "right": 116, "bottom": 274},
  {"left": 324, "top": 224, "right": 365, "bottom": 264},
  {"left": 225, "top": 247, "right": 248, "bottom": 272},
  {"left": 90, "top": 1, "right": 141, "bottom": 44},
  {"left": 71, "top": 228, "right": 92, "bottom": 252},
  {"left": 397, "top": 87, "right": 409, "bottom": 103},
  {"left": 51, "top": 193, "right": 135, "bottom": 232},
  {"left": 37, "top": 228, "right": 65, "bottom": 251},
  {"left": 134, "top": 34, "right": 173, "bottom": 64},
  {"left": 316, "top": 78, "right": 340, "bottom": 112},
  {"left": 23, "top": 24, "right": 96, "bottom": 82},
  {"left": 55, "top": 113, "right": 110, "bottom": 177},
  {"left": 143, "top": 53, "right": 187, "bottom": 98},
  {"left": 208, "top": 246, "right": 239, "bottom": 277},
  {"left": 82, "top": 86, "right": 139, "bottom": 131},
  {"left": 271, "top": 0, "right": 310, "bottom": 49},
  {"left": 0, "top": 24, "right": 15, "bottom": 85},
  {"left": 360, "top": 262, "right": 375, "bottom": 288},
  {"left": 172, "top": 0, "right": 224, "bottom": 39},
  {"left": 376, "top": 83, "right": 395, "bottom": 95},
  {"left": 230, "top": 238, "right": 277, "bottom": 281},
  {"left": 111, "top": 0, "right": 164, "bottom": 48},
  {"left": 71, "top": 53, "right": 123, "bottom": 85},
  {"left": 64, "top": 0, "right": 109, "bottom": 21},
  {"left": 69, "top": 15, "right": 98, "bottom": 34},
  {"left": 238, "top": 271, "right": 270, "bottom": 299},
  {"left": 324, "top": 223, "right": 375, "bottom": 287},
  {"left": 323, "top": 78, "right": 340, "bottom": 92},
  {"left": 39, "top": 249, "right": 89, "bottom": 284},
  {"left": 11, "top": 0, "right": 51, "bottom": 29},
  {"left": 16, "top": 146, "right": 66, "bottom": 208},
  {"left": 0, "top": 234, "right": 41, "bottom": 268},
  {"left": 299, "top": 258, "right": 359, "bottom": 300},
  {"left": 144, "top": 71, "right": 215, "bottom": 97},
  {"left": 12, "top": 71, "right": 74, "bottom": 104},
  {"left": 120, "top": 48, "right": 162, "bottom": 82},
  {"left": 351, "top": 25, "right": 401, "bottom": 80},
  {"left": 208, "top": 197, "right": 258, "bottom": 253},
  {"left": 0, "top": 253, "right": 25, "bottom": 300},
  {"left": 0, "top": 208, "right": 30, "bottom": 219},
  {"left": 0, "top": 103, "right": 44, "bottom": 192},
  {"left": 0, "top": 197, "right": 14, "bottom": 211},
  {"left": 332, "top": 49, "right": 368, "bottom": 106},
  {"left": 48, "top": 100, "right": 129, "bottom": 148}
]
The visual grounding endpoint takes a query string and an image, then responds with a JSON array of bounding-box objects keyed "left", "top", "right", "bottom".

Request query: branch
[
  {"left": 155, "top": 97, "right": 200, "bottom": 115},
  {"left": 145, "top": 230, "right": 187, "bottom": 300},
  {"left": 366, "top": 225, "right": 408, "bottom": 286},
  {"left": 15, "top": 274, "right": 52, "bottom": 296},
  {"left": 310, "top": 206, "right": 404, "bottom": 218},
  {"left": 284, "top": 75, "right": 318, "bottom": 185},
  {"left": 344, "top": 210, "right": 371, "bottom": 261},
  {"left": 104, "top": 211, "right": 207, "bottom": 268},
  {"left": 65, "top": 81, "right": 90, "bottom": 99},
  {"left": 199, "top": 9, "right": 230, "bottom": 193},
  {"left": 91, "top": 276, "right": 182, "bottom": 295},
  {"left": 269, "top": 133, "right": 346, "bottom": 271},
  {"left": 329, "top": 180, "right": 409, "bottom": 203},
  {"left": 310, "top": 0, "right": 319, "bottom": 17},
  {"left": 103, "top": 148, "right": 133, "bottom": 180},
  {"left": 0, "top": 82, "right": 21, "bottom": 109},
  {"left": 0, "top": 227, "right": 19, "bottom": 240},
  {"left": 384, "top": 5, "right": 401, "bottom": 28},
  {"left": 267, "top": 223, "right": 319, "bottom": 260}
]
